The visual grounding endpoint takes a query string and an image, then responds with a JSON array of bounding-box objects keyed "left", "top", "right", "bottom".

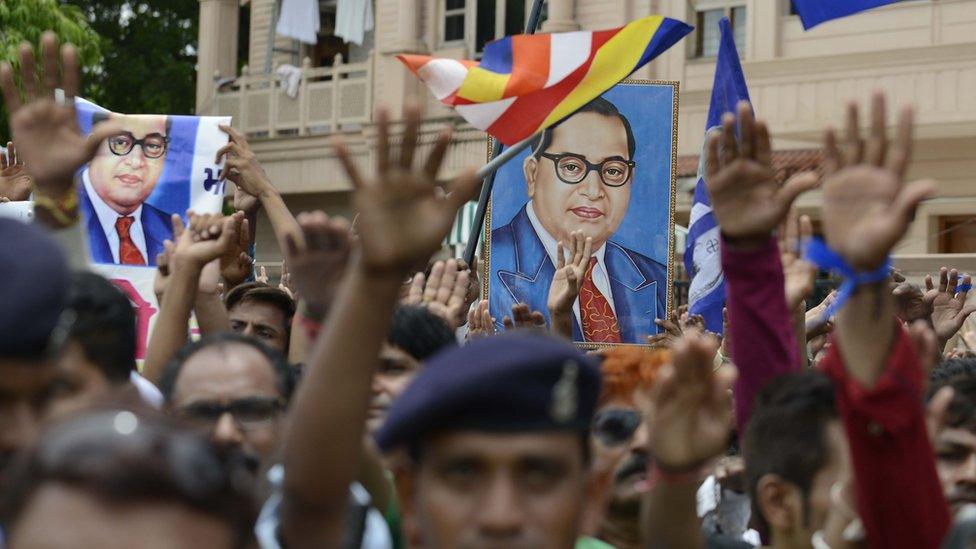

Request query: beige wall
[{"left": 206, "top": 0, "right": 976, "bottom": 262}]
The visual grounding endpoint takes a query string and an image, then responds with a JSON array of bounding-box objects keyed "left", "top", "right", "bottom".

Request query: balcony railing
[{"left": 213, "top": 53, "right": 374, "bottom": 138}]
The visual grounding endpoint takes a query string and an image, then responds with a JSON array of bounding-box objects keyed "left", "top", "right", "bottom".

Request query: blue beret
[
  {"left": 0, "top": 219, "right": 69, "bottom": 358},
  {"left": 375, "top": 332, "right": 601, "bottom": 453}
]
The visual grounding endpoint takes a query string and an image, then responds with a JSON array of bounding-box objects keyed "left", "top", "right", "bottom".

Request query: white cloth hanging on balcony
[
  {"left": 275, "top": 64, "right": 303, "bottom": 98},
  {"left": 276, "top": 0, "right": 321, "bottom": 44},
  {"left": 335, "top": 0, "right": 374, "bottom": 46}
]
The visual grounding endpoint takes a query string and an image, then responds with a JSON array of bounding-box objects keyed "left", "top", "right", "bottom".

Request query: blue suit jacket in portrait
[
  {"left": 78, "top": 186, "right": 173, "bottom": 266},
  {"left": 489, "top": 206, "right": 669, "bottom": 343}
]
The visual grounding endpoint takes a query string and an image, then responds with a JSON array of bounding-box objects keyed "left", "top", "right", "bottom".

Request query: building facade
[{"left": 196, "top": 0, "right": 976, "bottom": 281}]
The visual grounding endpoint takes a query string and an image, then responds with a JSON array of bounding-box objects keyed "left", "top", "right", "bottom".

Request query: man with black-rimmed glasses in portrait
[
  {"left": 79, "top": 113, "right": 174, "bottom": 266},
  {"left": 490, "top": 97, "right": 668, "bottom": 344}
]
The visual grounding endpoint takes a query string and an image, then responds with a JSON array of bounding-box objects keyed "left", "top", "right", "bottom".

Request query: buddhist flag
[{"left": 398, "top": 16, "right": 693, "bottom": 146}]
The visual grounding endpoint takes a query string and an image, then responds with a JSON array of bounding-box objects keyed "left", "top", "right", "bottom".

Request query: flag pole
[{"left": 462, "top": 0, "right": 548, "bottom": 266}]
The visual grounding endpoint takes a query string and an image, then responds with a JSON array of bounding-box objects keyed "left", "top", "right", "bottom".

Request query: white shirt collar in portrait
[
  {"left": 83, "top": 168, "right": 148, "bottom": 264},
  {"left": 525, "top": 202, "right": 617, "bottom": 329}
]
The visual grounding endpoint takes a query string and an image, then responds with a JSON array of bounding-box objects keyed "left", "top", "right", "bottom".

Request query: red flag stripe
[{"left": 486, "top": 28, "right": 619, "bottom": 144}]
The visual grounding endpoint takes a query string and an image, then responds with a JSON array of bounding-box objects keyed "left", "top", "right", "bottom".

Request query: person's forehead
[
  {"left": 172, "top": 345, "right": 279, "bottom": 404},
  {"left": 547, "top": 111, "right": 629, "bottom": 160},
  {"left": 938, "top": 427, "right": 976, "bottom": 450},
  {"left": 379, "top": 343, "right": 420, "bottom": 365},
  {"left": 112, "top": 114, "right": 167, "bottom": 137},
  {"left": 423, "top": 430, "right": 583, "bottom": 463},
  {"left": 0, "top": 359, "right": 57, "bottom": 399},
  {"left": 229, "top": 300, "right": 286, "bottom": 331},
  {"left": 597, "top": 395, "right": 639, "bottom": 412}
]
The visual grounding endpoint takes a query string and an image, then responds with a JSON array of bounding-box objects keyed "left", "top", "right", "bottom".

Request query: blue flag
[
  {"left": 684, "top": 17, "right": 750, "bottom": 334},
  {"left": 792, "top": 0, "right": 898, "bottom": 30}
]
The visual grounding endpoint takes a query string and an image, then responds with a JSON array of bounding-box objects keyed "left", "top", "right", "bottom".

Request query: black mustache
[{"left": 615, "top": 452, "right": 648, "bottom": 482}]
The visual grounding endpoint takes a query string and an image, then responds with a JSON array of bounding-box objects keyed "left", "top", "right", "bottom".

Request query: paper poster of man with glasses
[
  {"left": 75, "top": 102, "right": 230, "bottom": 266},
  {"left": 486, "top": 82, "right": 677, "bottom": 346}
]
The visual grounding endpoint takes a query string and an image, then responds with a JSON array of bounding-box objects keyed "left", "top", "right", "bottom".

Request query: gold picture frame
[{"left": 480, "top": 79, "right": 680, "bottom": 350}]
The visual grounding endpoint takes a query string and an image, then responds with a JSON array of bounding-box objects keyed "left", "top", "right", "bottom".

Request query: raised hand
[
  {"left": 502, "top": 303, "right": 547, "bottom": 332},
  {"left": 547, "top": 231, "right": 592, "bottom": 338},
  {"left": 779, "top": 210, "right": 817, "bottom": 310},
  {"left": 283, "top": 211, "right": 353, "bottom": 318},
  {"left": 255, "top": 265, "right": 270, "bottom": 285},
  {"left": 648, "top": 310, "right": 683, "bottom": 348},
  {"left": 334, "top": 105, "right": 479, "bottom": 276},
  {"left": 928, "top": 268, "right": 976, "bottom": 346},
  {"left": 805, "top": 290, "right": 837, "bottom": 340},
  {"left": 0, "top": 141, "right": 33, "bottom": 201},
  {"left": 279, "top": 265, "right": 297, "bottom": 300},
  {"left": 219, "top": 215, "right": 253, "bottom": 289},
  {"left": 217, "top": 125, "right": 275, "bottom": 199},
  {"left": 172, "top": 212, "right": 242, "bottom": 269},
  {"left": 821, "top": 93, "right": 935, "bottom": 271},
  {"left": 893, "top": 279, "right": 931, "bottom": 322},
  {"left": 403, "top": 259, "right": 471, "bottom": 329},
  {"left": 647, "top": 332, "right": 736, "bottom": 470},
  {"left": 0, "top": 32, "right": 122, "bottom": 199},
  {"left": 466, "top": 299, "right": 496, "bottom": 340},
  {"left": 705, "top": 101, "right": 819, "bottom": 248}
]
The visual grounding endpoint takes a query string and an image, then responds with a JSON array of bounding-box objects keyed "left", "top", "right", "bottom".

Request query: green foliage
[
  {"left": 65, "top": 0, "right": 199, "bottom": 116},
  {"left": 0, "top": 0, "right": 101, "bottom": 136}
]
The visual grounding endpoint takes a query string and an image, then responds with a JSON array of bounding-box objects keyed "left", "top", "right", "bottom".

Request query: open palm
[{"left": 334, "top": 106, "right": 478, "bottom": 275}]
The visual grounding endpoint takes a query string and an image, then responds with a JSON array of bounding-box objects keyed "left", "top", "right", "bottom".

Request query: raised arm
[
  {"left": 279, "top": 105, "right": 478, "bottom": 546},
  {"left": 143, "top": 212, "right": 240, "bottom": 383},
  {"left": 642, "top": 332, "right": 736, "bottom": 549},
  {"left": 819, "top": 93, "right": 948, "bottom": 548},
  {"left": 0, "top": 33, "right": 123, "bottom": 269},
  {"left": 218, "top": 125, "right": 302, "bottom": 254},
  {"left": 704, "top": 101, "right": 818, "bottom": 432},
  {"left": 547, "top": 231, "right": 592, "bottom": 340}
]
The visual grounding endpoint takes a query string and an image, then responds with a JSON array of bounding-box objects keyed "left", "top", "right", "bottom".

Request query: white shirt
[
  {"left": 525, "top": 202, "right": 617, "bottom": 331},
  {"left": 83, "top": 169, "right": 148, "bottom": 264}
]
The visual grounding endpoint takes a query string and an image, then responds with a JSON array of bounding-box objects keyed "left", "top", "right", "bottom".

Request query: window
[
  {"left": 693, "top": 4, "right": 746, "bottom": 58},
  {"left": 939, "top": 216, "right": 976, "bottom": 253},
  {"left": 442, "top": 0, "right": 525, "bottom": 53},
  {"left": 444, "top": 0, "right": 466, "bottom": 42}
]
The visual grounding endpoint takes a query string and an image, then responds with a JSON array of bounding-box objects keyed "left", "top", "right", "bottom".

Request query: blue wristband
[{"left": 803, "top": 237, "right": 891, "bottom": 321}]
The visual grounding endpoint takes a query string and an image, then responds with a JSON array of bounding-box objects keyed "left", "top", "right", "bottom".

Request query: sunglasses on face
[
  {"left": 107, "top": 132, "right": 170, "bottom": 159},
  {"left": 538, "top": 152, "right": 635, "bottom": 187},
  {"left": 179, "top": 397, "right": 285, "bottom": 431},
  {"left": 593, "top": 408, "right": 642, "bottom": 446}
]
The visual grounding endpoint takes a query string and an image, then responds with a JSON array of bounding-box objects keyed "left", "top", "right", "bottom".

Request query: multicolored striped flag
[{"left": 398, "top": 16, "right": 693, "bottom": 146}]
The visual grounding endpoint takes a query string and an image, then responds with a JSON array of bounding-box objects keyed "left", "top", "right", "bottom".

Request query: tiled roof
[{"left": 676, "top": 149, "right": 825, "bottom": 183}]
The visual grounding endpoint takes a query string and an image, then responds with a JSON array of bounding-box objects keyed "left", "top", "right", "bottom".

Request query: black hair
[
  {"left": 529, "top": 97, "right": 636, "bottom": 160},
  {"left": 928, "top": 358, "right": 976, "bottom": 432},
  {"left": 1, "top": 409, "right": 256, "bottom": 548},
  {"left": 743, "top": 371, "right": 838, "bottom": 536},
  {"left": 91, "top": 111, "right": 173, "bottom": 137},
  {"left": 158, "top": 333, "right": 296, "bottom": 404},
  {"left": 387, "top": 305, "right": 457, "bottom": 361},
  {"left": 67, "top": 272, "right": 136, "bottom": 384}
]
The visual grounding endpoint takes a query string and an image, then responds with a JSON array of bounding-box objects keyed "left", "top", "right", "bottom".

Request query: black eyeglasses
[
  {"left": 107, "top": 132, "right": 170, "bottom": 159},
  {"left": 179, "top": 397, "right": 285, "bottom": 431},
  {"left": 593, "top": 408, "right": 642, "bottom": 446},
  {"left": 539, "top": 152, "right": 635, "bottom": 187}
]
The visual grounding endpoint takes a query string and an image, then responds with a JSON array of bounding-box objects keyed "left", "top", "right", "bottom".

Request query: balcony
[{"left": 212, "top": 53, "right": 375, "bottom": 137}]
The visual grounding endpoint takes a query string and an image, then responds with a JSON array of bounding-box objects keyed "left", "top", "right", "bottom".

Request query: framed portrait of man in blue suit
[{"left": 484, "top": 81, "right": 678, "bottom": 347}]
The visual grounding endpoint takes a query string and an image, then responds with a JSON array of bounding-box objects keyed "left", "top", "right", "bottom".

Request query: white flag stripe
[
  {"left": 418, "top": 59, "right": 470, "bottom": 100},
  {"left": 456, "top": 97, "right": 518, "bottom": 131},
  {"left": 688, "top": 200, "right": 712, "bottom": 227},
  {"left": 545, "top": 31, "right": 592, "bottom": 87}
]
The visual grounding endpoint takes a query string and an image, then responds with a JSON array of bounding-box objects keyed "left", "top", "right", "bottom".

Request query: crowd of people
[{"left": 2, "top": 30, "right": 976, "bottom": 549}]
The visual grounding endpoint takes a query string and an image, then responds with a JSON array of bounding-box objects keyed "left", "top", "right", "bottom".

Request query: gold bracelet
[{"left": 33, "top": 189, "right": 79, "bottom": 227}]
